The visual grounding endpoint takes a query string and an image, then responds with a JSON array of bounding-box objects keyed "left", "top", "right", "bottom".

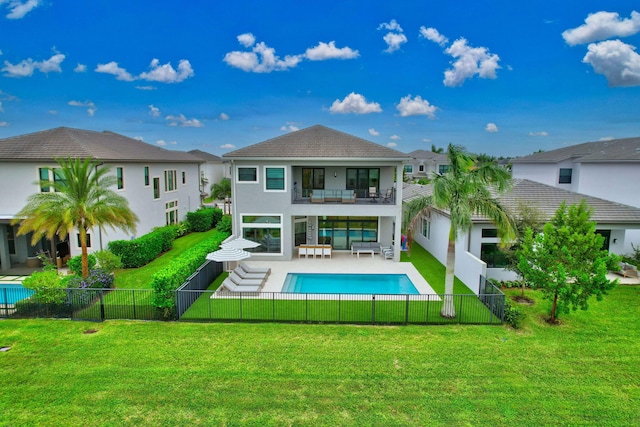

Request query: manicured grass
[
  {"left": 401, "top": 243, "right": 473, "bottom": 294},
  {"left": 113, "top": 229, "right": 221, "bottom": 289},
  {"left": 1, "top": 285, "right": 638, "bottom": 426}
]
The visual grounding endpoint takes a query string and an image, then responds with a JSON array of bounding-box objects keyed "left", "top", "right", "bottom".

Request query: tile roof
[
  {"left": 223, "top": 125, "right": 410, "bottom": 160},
  {"left": 510, "top": 136, "right": 640, "bottom": 164},
  {"left": 0, "top": 127, "right": 203, "bottom": 163},
  {"left": 403, "top": 179, "right": 640, "bottom": 224},
  {"left": 189, "top": 149, "right": 223, "bottom": 162},
  {"left": 407, "top": 149, "right": 449, "bottom": 162}
]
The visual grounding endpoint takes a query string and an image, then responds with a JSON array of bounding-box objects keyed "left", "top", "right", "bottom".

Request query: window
[
  {"left": 422, "top": 219, "right": 431, "bottom": 239},
  {"left": 302, "top": 168, "right": 325, "bottom": 198},
  {"left": 164, "top": 170, "right": 177, "bottom": 191},
  {"left": 318, "top": 216, "right": 378, "bottom": 250},
  {"left": 241, "top": 215, "right": 282, "bottom": 254},
  {"left": 480, "top": 243, "right": 507, "bottom": 268},
  {"left": 481, "top": 228, "right": 498, "bottom": 238},
  {"left": 116, "top": 167, "right": 124, "bottom": 189},
  {"left": 265, "top": 167, "right": 286, "bottom": 191},
  {"left": 181, "top": 171, "right": 186, "bottom": 185},
  {"left": 39, "top": 167, "right": 50, "bottom": 192},
  {"left": 404, "top": 165, "right": 413, "bottom": 174},
  {"left": 77, "top": 233, "right": 92, "bottom": 248},
  {"left": 144, "top": 166, "right": 150, "bottom": 186},
  {"left": 237, "top": 166, "right": 258, "bottom": 183},
  {"left": 439, "top": 165, "right": 451, "bottom": 174},
  {"left": 6, "top": 226, "right": 16, "bottom": 254},
  {"left": 346, "top": 168, "right": 380, "bottom": 199},
  {"left": 419, "top": 165, "right": 424, "bottom": 172},
  {"left": 165, "top": 200, "right": 179, "bottom": 225},
  {"left": 559, "top": 168, "right": 572, "bottom": 184},
  {"left": 153, "top": 177, "right": 160, "bottom": 199}
]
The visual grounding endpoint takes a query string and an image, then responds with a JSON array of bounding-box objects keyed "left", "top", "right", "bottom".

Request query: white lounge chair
[
  {"left": 233, "top": 266, "right": 267, "bottom": 281},
  {"left": 239, "top": 262, "right": 271, "bottom": 277},
  {"left": 220, "top": 278, "right": 260, "bottom": 293},
  {"left": 229, "top": 271, "right": 264, "bottom": 287}
]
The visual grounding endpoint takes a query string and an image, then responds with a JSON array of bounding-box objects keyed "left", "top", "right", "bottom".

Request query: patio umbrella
[
  {"left": 220, "top": 237, "right": 261, "bottom": 250},
  {"left": 206, "top": 247, "right": 251, "bottom": 262}
]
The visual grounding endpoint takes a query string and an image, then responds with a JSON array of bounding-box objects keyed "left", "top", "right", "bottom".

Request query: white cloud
[
  {"left": 237, "top": 33, "right": 256, "bottom": 47},
  {"left": 2, "top": 0, "right": 41, "bottom": 19},
  {"left": 135, "top": 85, "right": 156, "bottom": 90},
  {"left": 148, "top": 104, "right": 161, "bottom": 118},
  {"left": 48, "top": 110, "right": 57, "bottom": 115},
  {"left": 529, "top": 131, "right": 549, "bottom": 137},
  {"left": 219, "top": 112, "right": 230, "bottom": 121},
  {"left": 390, "top": 134, "right": 400, "bottom": 140},
  {"left": 224, "top": 36, "right": 303, "bottom": 73},
  {"left": 443, "top": 38, "right": 500, "bottom": 87},
  {"left": 485, "top": 123, "right": 499, "bottom": 132},
  {"left": 600, "top": 136, "right": 615, "bottom": 141},
  {"left": 329, "top": 92, "right": 382, "bottom": 114},
  {"left": 68, "top": 100, "right": 97, "bottom": 117},
  {"left": 95, "top": 61, "right": 135, "bottom": 81},
  {"left": 74, "top": 63, "right": 87, "bottom": 72},
  {"left": 387, "top": 142, "right": 398, "bottom": 147},
  {"left": 220, "top": 143, "right": 236, "bottom": 149},
  {"left": 156, "top": 140, "right": 177, "bottom": 146},
  {"left": 305, "top": 41, "right": 359, "bottom": 60},
  {"left": 280, "top": 122, "right": 299, "bottom": 132},
  {"left": 582, "top": 39, "right": 640, "bottom": 87},
  {"left": 139, "top": 58, "right": 194, "bottom": 83},
  {"left": 396, "top": 95, "right": 437, "bottom": 118},
  {"left": 165, "top": 113, "right": 204, "bottom": 127},
  {"left": 422, "top": 138, "right": 432, "bottom": 143},
  {"left": 0, "top": 121, "right": 8, "bottom": 126},
  {"left": 562, "top": 11, "right": 640, "bottom": 46},
  {"left": 419, "top": 26, "right": 449, "bottom": 47},
  {"left": 368, "top": 128, "right": 380, "bottom": 136},
  {"left": 2, "top": 52, "right": 65, "bottom": 77},
  {"left": 378, "top": 19, "right": 407, "bottom": 53}
]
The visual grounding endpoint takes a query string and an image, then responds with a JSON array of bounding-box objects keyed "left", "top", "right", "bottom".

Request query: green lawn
[
  {"left": 113, "top": 229, "right": 221, "bottom": 289},
  {"left": 1, "top": 284, "right": 638, "bottom": 426}
]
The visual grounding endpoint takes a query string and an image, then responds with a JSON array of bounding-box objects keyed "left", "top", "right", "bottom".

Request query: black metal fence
[
  {"left": 175, "top": 260, "right": 223, "bottom": 318},
  {"left": 478, "top": 275, "right": 505, "bottom": 321}
]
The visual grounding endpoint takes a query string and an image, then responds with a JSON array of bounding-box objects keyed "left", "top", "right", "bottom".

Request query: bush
[
  {"left": 67, "top": 253, "right": 97, "bottom": 276},
  {"left": 215, "top": 215, "right": 232, "bottom": 234},
  {"left": 504, "top": 299, "right": 525, "bottom": 329},
  {"left": 151, "top": 229, "right": 230, "bottom": 319},
  {"left": 68, "top": 269, "right": 115, "bottom": 289},
  {"left": 108, "top": 225, "right": 178, "bottom": 268},
  {"left": 186, "top": 208, "right": 222, "bottom": 232},
  {"left": 22, "top": 270, "right": 66, "bottom": 304},
  {"left": 94, "top": 250, "right": 122, "bottom": 274}
]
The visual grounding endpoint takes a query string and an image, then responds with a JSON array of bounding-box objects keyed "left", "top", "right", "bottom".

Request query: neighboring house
[
  {"left": 511, "top": 136, "right": 640, "bottom": 252},
  {"left": 222, "top": 125, "right": 409, "bottom": 261},
  {"left": 405, "top": 179, "right": 640, "bottom": 293},
  {"left": 188, "top": 149, "right": 229, "bottom": 199},
  {"left": 404, "top": 150, "right": 449, "bottom": 181},
  {"left": 0, "top": 127, "right": 203, "bottom": 271}
]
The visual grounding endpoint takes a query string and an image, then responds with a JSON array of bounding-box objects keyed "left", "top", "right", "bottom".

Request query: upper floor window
[
  {"left": 144, "top": 166, "right": 150, "bottom": 186},
  {"left": 39, "top": 167, "right": 63, "bottom": 192},
  {"left": 181, "top": 171, "right": 186, "bottom": 185},
  {"left": 237, "top": 166, "right": 258, "bottom": 183},
  {"left": 422, "top": 219, "right": 431, "bottom": 239},
  {"left": 404, "top": 165, "right": 414, "bottom": 174},
  {"left": 164, "top": 170, "right": 177, "bottom": 192},
  {"left": 559, "top": 168, "right": 572, "bottom": 184},
  {"left": 116, "top": 167, "right": 124, "bottom": 190},
  {"left": 439, "top": 165, "right": 451, "bottom": 174},
  {"left": 265, "top": 167, "right": 286, "bottom": 191},
  {"left": 153, "top": 177, "right": 160, "bottom": 199}
]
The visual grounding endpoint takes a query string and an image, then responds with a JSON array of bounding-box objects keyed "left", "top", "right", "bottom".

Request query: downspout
[{"left": 231, "top": 160, "right": 237, "bottom": 236}]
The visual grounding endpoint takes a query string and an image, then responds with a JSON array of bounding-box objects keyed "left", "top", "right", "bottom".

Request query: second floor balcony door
[{"left": 302, "top": 168, "right": 324, "bottom": 198}]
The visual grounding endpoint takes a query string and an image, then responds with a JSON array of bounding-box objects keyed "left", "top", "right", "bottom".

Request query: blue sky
[{"left": 1, "top": 1, "right": 639, "bottom": 157}]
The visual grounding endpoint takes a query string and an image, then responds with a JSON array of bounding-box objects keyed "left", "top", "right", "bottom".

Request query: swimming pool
[
  {"left": 0, "top": 284, "right": 34, "bottom": 305},
  {"left": 281, "top": 273, "right": 419, "bottom": 294}
]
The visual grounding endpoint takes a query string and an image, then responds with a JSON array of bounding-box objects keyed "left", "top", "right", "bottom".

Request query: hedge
[
  {"left": 108, "top": 225, "right": 179, "bottom": 268},
  {"left": 151, "top": 229, "right": 230, "bottom": 318},
  {"left": 186, "top": 207, "right": 223, "bottom": 232}
]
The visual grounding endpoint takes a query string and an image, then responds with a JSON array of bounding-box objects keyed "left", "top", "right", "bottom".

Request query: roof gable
[
  {"left": 223, "top": 125, "right": 409, "bottom": 160},
  {"left": 408, "top": 150, "right": 448, "bottom": 162},
  {"left": 511, "top": 136, "right": 640, "bottom": 164},
  {"left": 189, "top": 149, "right": 222, "bottom": 162}
]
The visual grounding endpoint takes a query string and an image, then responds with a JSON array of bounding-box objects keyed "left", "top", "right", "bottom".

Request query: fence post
[
  {"left": 239, "top": 292, "right": 243, "bottom": 320},
  {"left": 405, "top": 295, "right": 410, "bottom": 325},
  {"left": 371, "top": 295, "right": 375, "bottom": 325},
  {"left": 132, "top": 289, "right": 137, "bottom": 320},
  {"left": 490, "top": 294, "right": 495, "bottom": 325},
  {"left": 99, "top": 290, "right": 105, "bottom": 321},
  {"left": 305, "top": 293, "right": 308, "bottom": 322},
  {"left": 272, "top": 293, "right": 275, "bottom": 321},
  {"left": 2, "top": 288, "right": 7, "bottom": 318}
]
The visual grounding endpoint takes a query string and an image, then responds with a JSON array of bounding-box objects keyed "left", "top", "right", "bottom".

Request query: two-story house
[
  {"left": 222, "top": 125, "right": 409, "bottom": 261},
  {"left": 0, "top": 127, "right": 203, "bottom": 271},
  {"left": 188, "top": 149, "right": 229, "bottom": 200},
  {"left": 404, "top": 150, "right": 449, "bottom": 181},
  {"left": 511, "top": 136, "right": 640, "bottom": 252}
]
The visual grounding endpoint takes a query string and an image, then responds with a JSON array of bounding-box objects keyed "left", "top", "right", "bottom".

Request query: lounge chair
[
  {"left": 233, "top": 266, "right": 267, "bottom": 281},
  {"left": 368, "top": 186, "right": 378, "bottom": 202},
  {"left": 381, "top": 246, "right": 394, "bottom": 260},
  {"left": 229, "top": 271, "right": 264, "bottom": 287},
  {"left": 239, "top": 262, "right": 271, "bottom": 277},
  {"left": 220, "top": 278, "right": 260, "bottom": 293}
]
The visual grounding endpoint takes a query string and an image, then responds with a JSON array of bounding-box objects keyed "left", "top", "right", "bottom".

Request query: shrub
[
  {"left": 503, "top": 299, "right": 525, "bottom": 329},
  {"left": 94, "top": 250, "right": 122, "bottom": 274},
  {"left": 108, "top": 225, "right": 178, "bottom": 268},
  {"left": 68, "top": 269, "right": 115, "bottom": 289},
  {"left": 215, "top": 215, "right": 232, "bottom": 234},
  {"left": 22, "top": 270, "right": 66, "bottom": 304},
  {"left": 67, "top": 253, "right": 97, "bottom": 276},
  {"left": 186, "top": 208, "right": 222, "bottom": 232},
  {"left": 151, "top": 229, "right": 230, "bottom": 319}
]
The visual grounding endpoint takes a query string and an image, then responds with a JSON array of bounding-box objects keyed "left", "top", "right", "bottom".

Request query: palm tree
[
  {"left": 403, "top": 144, "right": 515, "bottom": 317},
  {"left": 210, "top": 177, "right": 231, "bottom": 200},
  {"left": 12, "top": 158, "right": 138, "bottom": 278},
  {"left": 431, "top": 144, "right": 444, "bottom": 154}
]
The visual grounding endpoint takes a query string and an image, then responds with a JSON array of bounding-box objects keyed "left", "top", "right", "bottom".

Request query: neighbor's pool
[
  {"left": 0, "top": 284, "right": 34, "bottom": 305},
  {"left": 281, "top": 273, "right": 419, "bottom": 294}
]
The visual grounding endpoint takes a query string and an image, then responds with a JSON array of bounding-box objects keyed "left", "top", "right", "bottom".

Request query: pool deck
[
  {"left": 0, "top": 275, "right": 27, "bottom": 285},
  {"left": 241, "top": 251, "right": 438, "bottom": 294}
]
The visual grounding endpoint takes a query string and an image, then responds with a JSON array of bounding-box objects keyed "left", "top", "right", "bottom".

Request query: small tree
[
  {"left": 517, "top": 200, "right": 618, "bottom": 323},
  {"left": 210, "top": 178, "right": 231, "bottom": 214}
]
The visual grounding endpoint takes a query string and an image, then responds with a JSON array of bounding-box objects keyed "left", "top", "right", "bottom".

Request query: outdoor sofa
[
  {"left": 615, "top": 262, "right": 638, "bottom": 278},
  {"left": 351, "top": 242, "right": 382, "bottom": 258},
  {"left": 310, "top": 189, "right": 356, "bottom": 203}
]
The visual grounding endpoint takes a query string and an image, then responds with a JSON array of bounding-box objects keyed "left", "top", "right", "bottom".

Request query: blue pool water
[
  {"left": 282, "top": 273, "right": 419, "bottom": 294},
  {"left": 0, "top": 284, "right": 34, "bottom": 304}
]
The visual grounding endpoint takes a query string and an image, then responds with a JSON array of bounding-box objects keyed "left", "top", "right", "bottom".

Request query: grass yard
[{"left": 1, "top": 285, "right": 638, "bottom": 426}]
